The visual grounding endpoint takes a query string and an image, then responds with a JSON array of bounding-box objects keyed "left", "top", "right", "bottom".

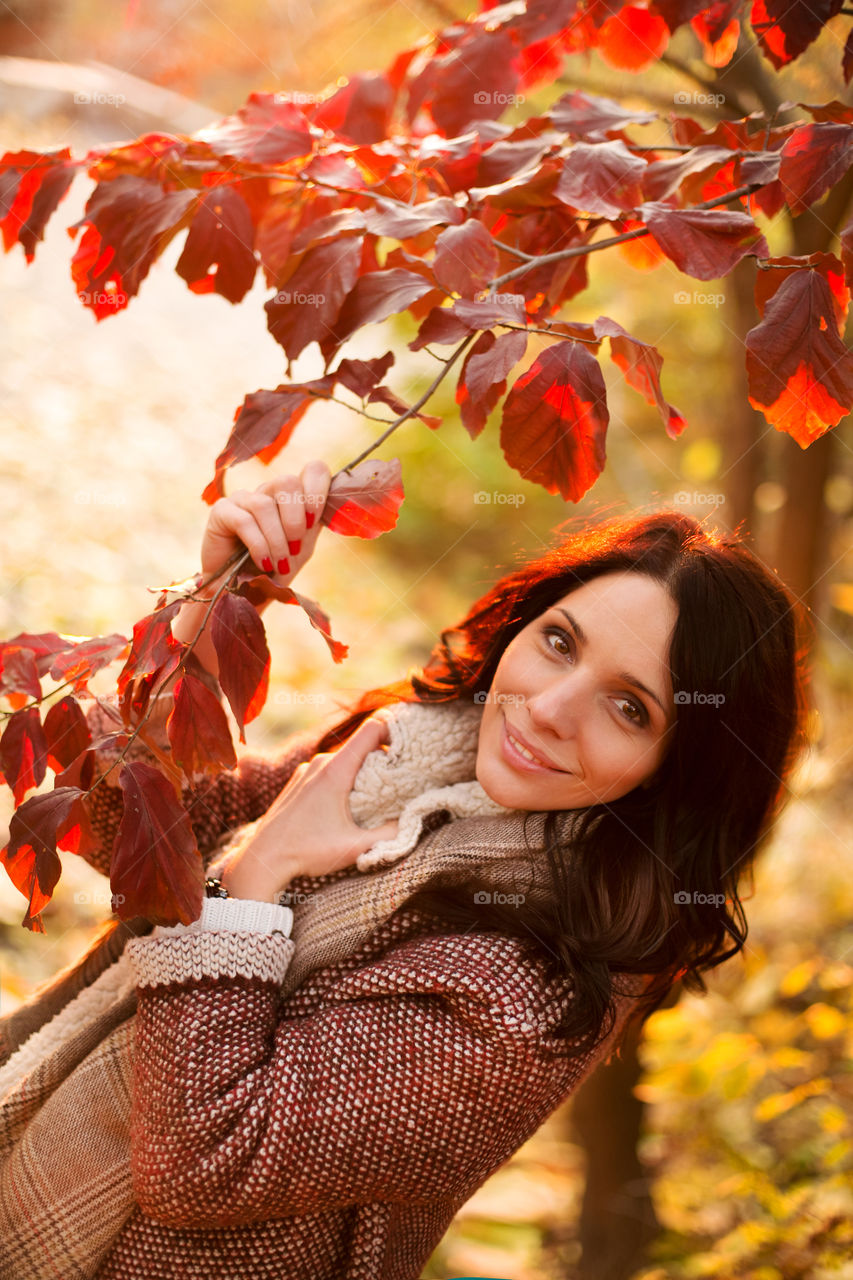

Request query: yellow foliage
[
  {"left": 804, "top": 1002, "right": 848, "bottom": 1039},
  {"left": 754, "top": 1077, "right": 831, "bottom": 1122}
]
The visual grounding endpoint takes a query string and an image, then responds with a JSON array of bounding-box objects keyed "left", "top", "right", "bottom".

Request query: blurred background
[{"left": 1, "top": 2, "right": 852, "bottom": 1276}]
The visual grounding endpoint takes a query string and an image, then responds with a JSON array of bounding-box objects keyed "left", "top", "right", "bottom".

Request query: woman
[{"left": 0, "top": 460, "right": 812, "bottom": 1280}]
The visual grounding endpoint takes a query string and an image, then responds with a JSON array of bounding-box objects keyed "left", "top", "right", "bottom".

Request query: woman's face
[{"left": 476, "top": 571, "right": 678, "bottom": 811}]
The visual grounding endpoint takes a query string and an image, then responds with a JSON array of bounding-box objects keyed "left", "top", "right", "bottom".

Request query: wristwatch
[{"left": 204, "top": 877, "right": 230, "bottom": 899}]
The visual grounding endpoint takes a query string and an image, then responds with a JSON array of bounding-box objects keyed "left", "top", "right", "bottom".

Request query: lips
[{"left": 502, "top": 719, "right": 567, "bottom": 773}]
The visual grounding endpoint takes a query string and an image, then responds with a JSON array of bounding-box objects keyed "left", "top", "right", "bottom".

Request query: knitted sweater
[{"left": 4, "top": 704, "right": 648, "bottom": 1280}]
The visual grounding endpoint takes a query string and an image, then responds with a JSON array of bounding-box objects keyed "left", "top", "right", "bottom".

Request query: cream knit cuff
[
  {"left": 152, "top": 895, "right": 294, "bottom": 938},
  {"left": 126, "top": 931, "right": 296, "bottom": 988}
]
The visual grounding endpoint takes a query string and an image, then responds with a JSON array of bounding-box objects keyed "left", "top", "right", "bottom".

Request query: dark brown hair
[{"left": 314, "top": 511, "right": 814, "bottom": 1056}]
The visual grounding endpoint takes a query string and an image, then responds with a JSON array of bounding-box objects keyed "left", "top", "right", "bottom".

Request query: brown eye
[{"left": 543, "top": 626, "right": 573, "bottom": 657}]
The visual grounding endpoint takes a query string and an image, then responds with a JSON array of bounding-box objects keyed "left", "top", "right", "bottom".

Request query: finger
[
  {"left": 328, "top": 717, "right": 390, "bottom": 784},
  {"left": 230, "top": 491, "right": 291, "bottom": 573},
  {"left": 351, "top": 817, "right": 400, "bottom": 854},
  {"left": 301, "top": 460, "right": 331, "bottom": 532}
]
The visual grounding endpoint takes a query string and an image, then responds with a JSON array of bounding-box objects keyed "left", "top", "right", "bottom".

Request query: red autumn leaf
[
  {"left": 0, "top": 706, "right": 48, "bottom": 805},
  {"left": 754, "top": 254, "right": 848, "bottom": 330},
  {"left": 167, "top": 673, "right": 237, "bottom": 781},
  {"left": 845, "top": 30, "right": 853, "bottom": 84},
  {"left": 203, "top": 378, "right": 336, "bottom": 504},
  {"left": 596, "top": 5, "right": 670, "bottom": 71},
  {"left": 555, "top": 140, "right": 646, "bottom": 218},
  {"left": 640, "top": 203, "right": 769, "bottom": 280},
  {"left": 691, "top": 10, "right": 740, "bottom": 65},
  {"left": 593, "top": 315, "right": 687, "bottom": 438},
  {"left": 500, "top": 341, "right": 609, "bottom": 502},
  {"left": 433, "top": 220, "right": 500, "bottom": 298},
  {"left": 309, "top": 72, "right": 396, "bottom": 144},
  {"left": 48, "top": 633, "right": 130, "bottom": 692},
  {"left": 0, "top": 646, "right": 41, "bottom": 706},
  {"left": 476, "top": 139, "right": 552, "bottom": 187},
  {"left": 322, "top": 268, "right": 436, "bottom": 360},
  {"left": 0, "top": 148, "right": 78, "bottom": 262},
  {"left": 231, "top": 570, "right": 350, "bottom": 663},
  {"left": 779, "top": 123, "right": 853, "bottom": 215},
  {"left": 117, "top": 601, "right": 184, "bottom": 701},
  {"left": 265, "top": 236, "right": 363, "bottom": 362},
  {"left": 451, "top": 294, "right": 527, "bottom": 329},
  {"left": 320, "top": 457, "right": 405, "bottom": 538},
  {"left": 194, "top": 92, "right": 314, "bottom": 165},
  {"left": 176, "top": 186, "right": 257, "bottom": 303},
  {"left": 289, "top": 207, "right": 368, "bottom": 257},
  {"left": 335, "top": 352, "right": 396, "bottom": 398},
  {"left": 750, "top": 0, "right": 842, "bottom": 69},
  {"left": 642, "top": 146, "right": 733, "bottom": 203},
  {"left": 2, "top": 631, "right": 74, "bottom": 676},
  {"left": 70, "top": 176, "right": 197, "bottom": 318},
  {"left": 456, "top": 329, "right": 529, "bottom": 438},
  {"left": 210, "top": 593, "right": 270, "bottom": 741},
  {"left": 365, "top": 384, "right": 442, "bottom": 430},
  {"left": 110, "top": 761, "right": 204, "bottom": 926},
  {"left": 410, "top": 305, "right": 474, "bottom": 350},
  {"left": 43, "top": 695, "right": 92, "bottom": 773},
  {"left": 548, "top": 90, "right": 657, "bottom": 140},
  {"left": 410, "top": 29, "right": 521, "bottom": 137},
  {"left": 363, "top": 197, "right": 465, "bottom": 241},
  {"left": 1, "top": 787, "right": 86, "bottom": 930},
  {"left": 745, "top": 270, "right": 853, "bottom": 446}
]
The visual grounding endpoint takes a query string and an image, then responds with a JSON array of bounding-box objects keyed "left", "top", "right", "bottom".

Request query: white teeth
[{"left": 508, "top": 732, "right": 550, "bottom": 768}]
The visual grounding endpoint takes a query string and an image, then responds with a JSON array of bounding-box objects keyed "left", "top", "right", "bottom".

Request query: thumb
[
  {"left": 352, "top": 816, "right": 400, "bottom": 854},
  {"left": 333, "top": 716, "right": 391, "bottom": 783}
]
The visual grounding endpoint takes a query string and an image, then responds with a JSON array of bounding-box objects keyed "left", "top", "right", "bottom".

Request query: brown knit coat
[{"left": 0, "top": 704, "right": 650, "bottom": 1280}]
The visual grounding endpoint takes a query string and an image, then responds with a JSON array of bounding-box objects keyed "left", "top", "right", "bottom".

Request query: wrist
[{"left": 220, "top": 849, "right": 302, "bottom": 904}]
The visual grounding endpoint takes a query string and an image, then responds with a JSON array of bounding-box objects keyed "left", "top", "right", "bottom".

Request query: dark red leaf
[
  {"left": 456, "top": 329, "right": 528, "bottom": 439},
  {"left": 2, "top": 631, "right": 73, "bottom": 676},
  {"left": 69, "top": 176, "right": 197, "bottom": 318},
  {"left": 43, "top": 695, "right": 92, "bottom": 772},
  {"left": 364, "top": 196, "right": 465, "bottom": 240},
  {"left": 167, "top": 673, "right": 237, "bottom": 781},
  {"left": 282, "top": 589, "right": 350, "bottom": 663},
  {"left": 745, "top": 270, "right": 853, "bottom": 446},
  {"left": 110, "top": 762, "right": 203, "bottom": 926},
  {"left": 202, "top": 379, "right": 336, "bottom": 504},
  {"left": 434, "top": 220, "right": 500, "bottom": 298},
  {"left": 176, "top": 187, "right": 257, "bottom": 303},
  {"left": 365, "top": 384, "right": 442, "bottom": 429},
  {"left": 195, "top": 92, "right": 314, "bottom": 165},
  {"left": 476, "top": 138, "right": 552, "bottom": 186},
  {"left": 321, "top": 457, "right": 405, "bottom": 538},
  {"left": 335, "top": 352, "right": 396, "bottom": 398},
  {"left": 651, "top": 0, "right": 706, "bottom": 33},
  {"left": 231, "top": 572, "right": 350, "bottom": 663},
  {"left": 845, "top": 30, "right": 853, "bottom": 84},
  {"left": 48, "top": 633, "right": 130, "bottom": 691},
  {"left": 593, "top": 315, "right": 687, "bottom": 438},
  {"left": 290, "top": 207, "right": 367, "bottom": 256},
  {"left": 750, "top": 0, "right": 842, "bottom": 69},
  {"left": 555, "top": 140, "right": 646, "bottom": 218},
  {"left": 309, "top": 73, "right": 396, "bottom": 144},
  {"left": 754, "top": 254, "right": 848, "bottom": 329},
  {"left": 452, "top": 294, "right": 527, "bottom": 328},
  {"left": 117, "top": 602, "right": 184, "bottom": 702},
  {"left": 0, "top": 706, "right": 48, "bottom": 805},
  {"left": 322, "top": 268, "right": 435, "bottom": 360},
  {"left": 640, "top": 203, "right": 769, "bottom": 280},
  {"left": 410, "top": 305, "right": 473, "bottom": 350},
  {"left": 210, "top": 593, "right": 270, "bottom": 742},
  {"left": 642, "top": 146, "right": 734, "bottom": 203},
  {"left": 411, "top": 29, "right": 521, "bottom": 137},
  {"left": 1, "top": 787, "right": 86, "bottom": 930},
  {"left": 265, "top": 236, "right": 363, "bottom": 361},
  {"left": 548, "top": 90, "right": 657, "bottom": 141},
  {"left": 500, "top": 341, "right": 609, "bottom": 502},
  {"left": 0, "top": 148, "right": 78, "bottom": 262},
  {"left": 0, "top": 646, "right": 41, "bottom": 706},
  {"left": 779, "top": 123, "right": 853, "bottom": 215}
]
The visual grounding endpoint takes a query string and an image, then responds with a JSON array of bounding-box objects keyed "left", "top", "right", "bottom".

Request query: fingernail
[
  {"left": 262, "top": 557, "right": 273, "bottom": 572},
  {"left": 305, "top": 512, "right": 315, "bottom": 530},
  {"left": 278, "top": 557, "right": 290, "bottom": 575},
  {"left": 288, "top": 539, "right": 302, "bottom": 556}
]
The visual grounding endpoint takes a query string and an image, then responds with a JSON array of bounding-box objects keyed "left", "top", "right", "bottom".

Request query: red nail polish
[
  {"left": 305, "top": 512, "right": 315, "bottom": 530},
  {"left": 262, "top": 557, "right": 273, "bottom": 573},
  {"left": 288, "top": 539, "right": 302, "bottom": 556},
  {"left": 278, "top": 558, "right": 290, "bottom": 575}
]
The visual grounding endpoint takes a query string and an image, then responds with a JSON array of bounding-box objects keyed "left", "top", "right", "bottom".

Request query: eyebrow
[{"left": 554, "top": 608, "right": 668, "bottom": 718}]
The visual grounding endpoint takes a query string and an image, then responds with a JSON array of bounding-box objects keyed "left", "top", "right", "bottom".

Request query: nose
[{"left": 525, "top": 671, "right": 587, "bottom": 739}]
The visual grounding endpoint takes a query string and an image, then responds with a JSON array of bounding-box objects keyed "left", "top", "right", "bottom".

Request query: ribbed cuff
[
  {"left": 127, "top": 931, "right": 295, "bottom": 988},
  {"left": 153, "top": 895, "right": 293, "bottom": 938}
]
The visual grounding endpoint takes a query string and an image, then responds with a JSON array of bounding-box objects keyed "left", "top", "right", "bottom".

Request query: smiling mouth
[{"left": 502, "top": 720, "right": 568, "bottom": 773}]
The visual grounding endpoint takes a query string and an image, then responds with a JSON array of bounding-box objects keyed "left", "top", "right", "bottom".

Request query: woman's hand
[
  {"left": 221, "top": 717, "right": 400, "bottom": 902},
  {"left": 201, "top": 459, "right": 332, "bottom": 591}
]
